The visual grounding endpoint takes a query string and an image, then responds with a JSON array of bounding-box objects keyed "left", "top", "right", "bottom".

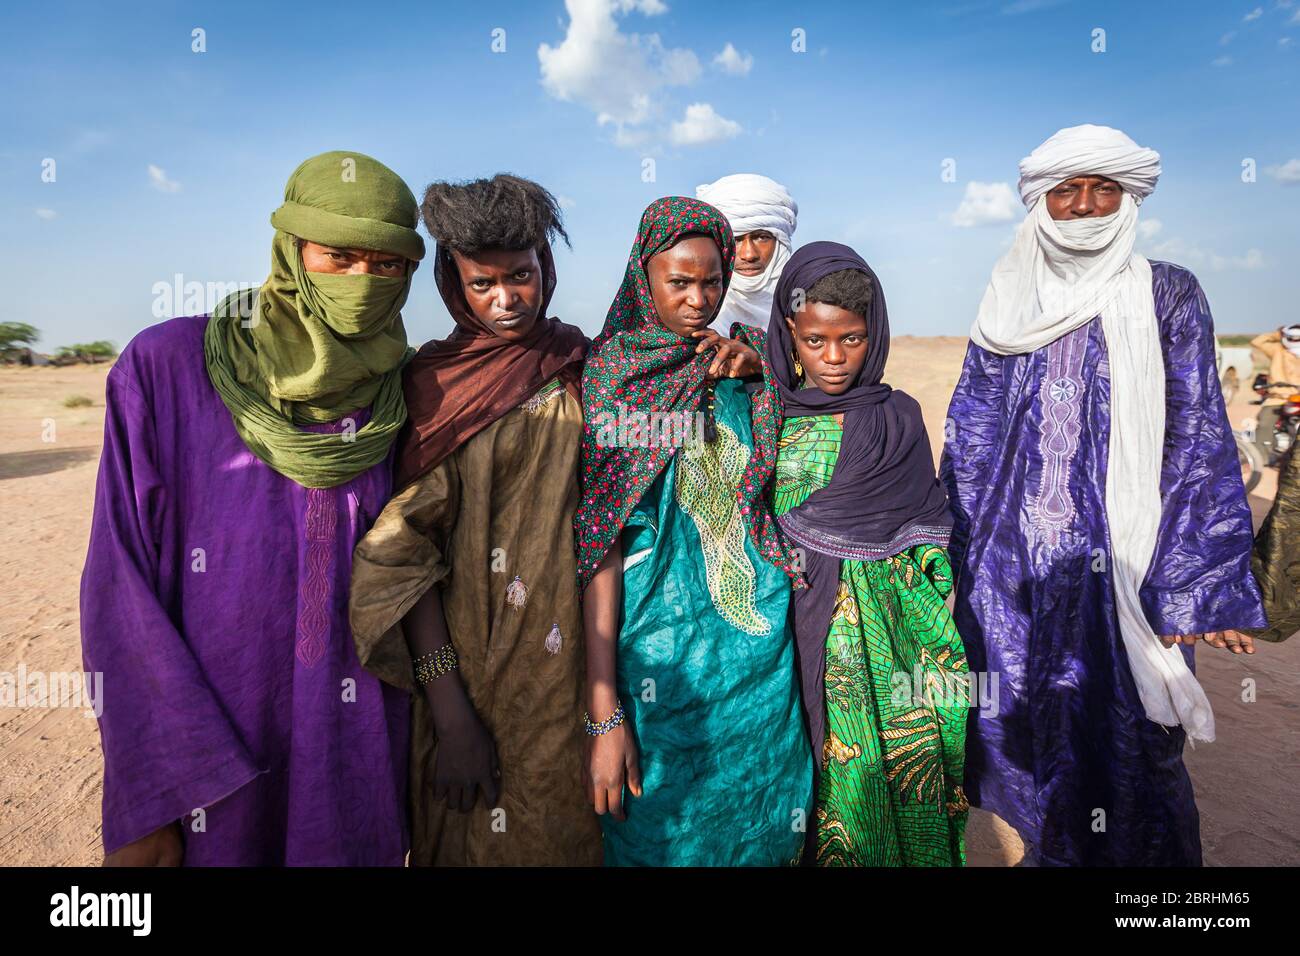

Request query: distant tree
[
  {"left": 0, "top": 322, "right": 40, "bottom": 354},
  {"left": 55, "top": 341, "right": 118, "bottom": 364}
]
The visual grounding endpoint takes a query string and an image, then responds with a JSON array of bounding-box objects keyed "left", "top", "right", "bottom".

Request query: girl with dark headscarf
[
  {"left": 767, "top": 241, "right": 968, "bottom": 866},
  {"left": 349, "top": 174, "right": 600, "bottom": 865},
  {"left": 576, "top": 197, "right": 812, "bottom": 866}
]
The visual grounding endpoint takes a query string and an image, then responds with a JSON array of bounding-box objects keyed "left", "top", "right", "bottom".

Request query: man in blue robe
[{"left": 941, "top": 125, "right": 1265, "bottom": 866}]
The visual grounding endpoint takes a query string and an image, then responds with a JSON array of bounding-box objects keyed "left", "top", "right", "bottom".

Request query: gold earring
[{"left": 792, "top": 349, "right": 803, "bottom": 379}]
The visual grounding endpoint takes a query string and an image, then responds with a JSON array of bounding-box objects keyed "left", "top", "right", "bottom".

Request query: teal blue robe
[{"left": 602, "top": 378, "right": 813, "bottom": 866}]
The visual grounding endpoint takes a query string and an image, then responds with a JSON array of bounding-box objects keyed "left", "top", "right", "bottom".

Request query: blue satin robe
[{"left": 940, "top": 261, "right": 1265, "bottom": 866}]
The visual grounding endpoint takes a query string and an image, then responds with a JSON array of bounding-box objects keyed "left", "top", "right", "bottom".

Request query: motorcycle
[{"left": 1237, "top": 375, "right": 1300, "bottom": 493}]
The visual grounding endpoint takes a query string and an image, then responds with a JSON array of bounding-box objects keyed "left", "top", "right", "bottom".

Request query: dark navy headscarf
[{"left": 766, "top": 241, "right": 953, "bottom": 797}]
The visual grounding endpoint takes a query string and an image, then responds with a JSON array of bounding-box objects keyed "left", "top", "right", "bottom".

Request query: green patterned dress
[{"left": 773, "top": 414, "right": 969, "bottom": 866}]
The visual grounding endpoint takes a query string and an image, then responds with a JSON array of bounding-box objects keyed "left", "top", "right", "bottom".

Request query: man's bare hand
[
  {"left": 103, "top": 821, "right": 183, "bottom": 867},
  {"left": 1159, "top": 631, "right": 1255, "bottom": 654}
]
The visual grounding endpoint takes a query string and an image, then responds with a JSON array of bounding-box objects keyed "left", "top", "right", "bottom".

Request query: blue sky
[{"left": 2, "top": 0, "right": 1297, "bottom": 351}]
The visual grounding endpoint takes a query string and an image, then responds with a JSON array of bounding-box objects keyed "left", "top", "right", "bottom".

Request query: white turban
[
  {"left": 1017, "top": 124, "right": 1161, "bottom": 209},
  {"left": 972, "top": 126, "right": 1215, "bottom": 743},
  {"left": 695, "top": 173, "right": 798, "bottom": 332}
]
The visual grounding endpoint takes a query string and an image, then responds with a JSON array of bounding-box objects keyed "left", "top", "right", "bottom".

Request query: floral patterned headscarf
[{"left": 574, "top": 196, "right": 802, "bottom": 591}]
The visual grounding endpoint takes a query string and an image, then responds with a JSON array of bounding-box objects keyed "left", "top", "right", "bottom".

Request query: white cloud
[
  {"left": 669, "top": 102, "right": 741, "bottom": 145},
  {"left": 951, "top": 181, "right": 1019, "bottom": 227},
  {"left": 1266, "top": 158, "right": 1300, "bottom": 183},
  {"left": 1212, "top": 55, "right": 1234, "bottom": 67},
  {"left": 612, "top": 125, "right": 652, "bottom": 148},
  {"left": 1220, "top": 30, "right": 1237, "bottom": 45},
  {"left": 1244, "top": 6, "right": 1264, "bottom": 20},
  {"left": 1217, "top": 248, "right": 1266, "bottom": 271},
  {"left": 557, "top": 194, "right": 577, "bottom": 210},
  {"left": 1283, "top": 36, "right": 1294, "bottom": 48},
  {"left": 713, "top": 42, "right": 753, "bottom": 76},
  {"left": 148, "top": 164, "right": 181, "bottom": 193},
  {"left": 1137, "top": 218, "right": 1163, "bottom": 240},
  {"left": 1293, "top": 7, "right": 1300, "bottom": 23},
  {"left": 34, "top": 208, "right": 57, "bottom": 220},
  {"left": 538, "top": 0, "right": 700, "bottom": 140},
  {"left": 1145, "top": 236, "right": 1268, "bottom": 272}
]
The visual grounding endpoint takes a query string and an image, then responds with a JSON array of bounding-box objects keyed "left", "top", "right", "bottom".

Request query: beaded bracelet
[
  {"left": 413, "top": 644, "right": 459, "bottom": 686},
  {"left": 583, "top": 701, "right": 626, "bottom": 737}
]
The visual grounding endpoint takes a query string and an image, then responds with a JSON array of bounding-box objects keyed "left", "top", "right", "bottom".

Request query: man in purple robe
[
  {"left": 941, "top": 125, "right": 1265, "bottom": 866},
  {"left": 80, "top": 151, "right": 425, "bottom": 865}
]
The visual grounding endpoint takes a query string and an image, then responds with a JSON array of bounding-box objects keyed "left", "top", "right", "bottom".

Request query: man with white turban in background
[
  {"left": 941, "top": 125, "right": 1265, "bottom": 866},
  {"left": 695, "top": 173, "right": 797, "bottom": 334}
]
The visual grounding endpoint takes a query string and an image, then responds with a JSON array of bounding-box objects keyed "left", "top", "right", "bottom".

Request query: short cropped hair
[{"left": 805, "top": 268, "right": 874, "bottom": 318}]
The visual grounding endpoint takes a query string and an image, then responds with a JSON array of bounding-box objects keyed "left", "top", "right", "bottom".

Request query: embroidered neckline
[
  {"left": 675, "top": 419, "right": 772, "bottom": 636},
  {"left": 519, "top": 378, "right": 564, "bottom": 415},
  {"left": 1031, "top": 325, "right": 1089, "bottom": 549}
]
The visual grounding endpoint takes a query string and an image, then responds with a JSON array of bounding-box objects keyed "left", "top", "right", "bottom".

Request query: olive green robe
[
  {"left": 350, "top": 382, "right": 602, "bottom": 865},
  {"left": 1249, "top": 447, "right": 1300, "bottom": 643}
]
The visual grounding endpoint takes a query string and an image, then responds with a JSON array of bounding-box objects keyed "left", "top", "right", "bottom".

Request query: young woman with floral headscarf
[{"left": 576, "top": 196, "right": 812, "bottom": 866}]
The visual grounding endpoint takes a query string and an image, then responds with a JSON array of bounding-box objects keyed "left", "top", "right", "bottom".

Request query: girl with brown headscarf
[{"left": 349, "top": 174, "right": 600, "bottom": 865}]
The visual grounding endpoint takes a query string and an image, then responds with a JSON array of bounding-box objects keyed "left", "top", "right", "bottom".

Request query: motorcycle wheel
[{"left": 1238, "top": 435, "right": 1264, "bottom": 493}]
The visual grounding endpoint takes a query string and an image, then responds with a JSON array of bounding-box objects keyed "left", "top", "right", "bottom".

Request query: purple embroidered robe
[
  {"left": 941, "top": 262, "right": 1265, "bottom": 866},
  {"left": 80, "top": 315, "right": 409, "bottom": 865}
]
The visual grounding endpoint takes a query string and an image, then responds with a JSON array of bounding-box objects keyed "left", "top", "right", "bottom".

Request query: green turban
[
  {"left": 270, "top": 150, "right": 425, "bottom": 262},
  {"left": 204, "top": 149, "right": 425, "bottom": 488}
]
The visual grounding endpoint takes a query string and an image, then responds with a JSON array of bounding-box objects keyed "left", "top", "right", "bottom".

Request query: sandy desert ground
[{"left": 0, "top": 339, "right": 1295, "bottom": 866}]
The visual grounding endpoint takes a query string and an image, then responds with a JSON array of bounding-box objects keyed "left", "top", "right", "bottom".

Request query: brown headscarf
[{"left": 393, "top": 241, "right": 588, "bottom": 489}]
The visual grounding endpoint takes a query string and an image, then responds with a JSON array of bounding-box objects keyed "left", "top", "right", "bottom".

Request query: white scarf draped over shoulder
[
  {"left": 970, "top": 124, "right": 1215, "bottom": 743},
  {"left": 695, "top": 173, "right": 798, "bottom": 333}
]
